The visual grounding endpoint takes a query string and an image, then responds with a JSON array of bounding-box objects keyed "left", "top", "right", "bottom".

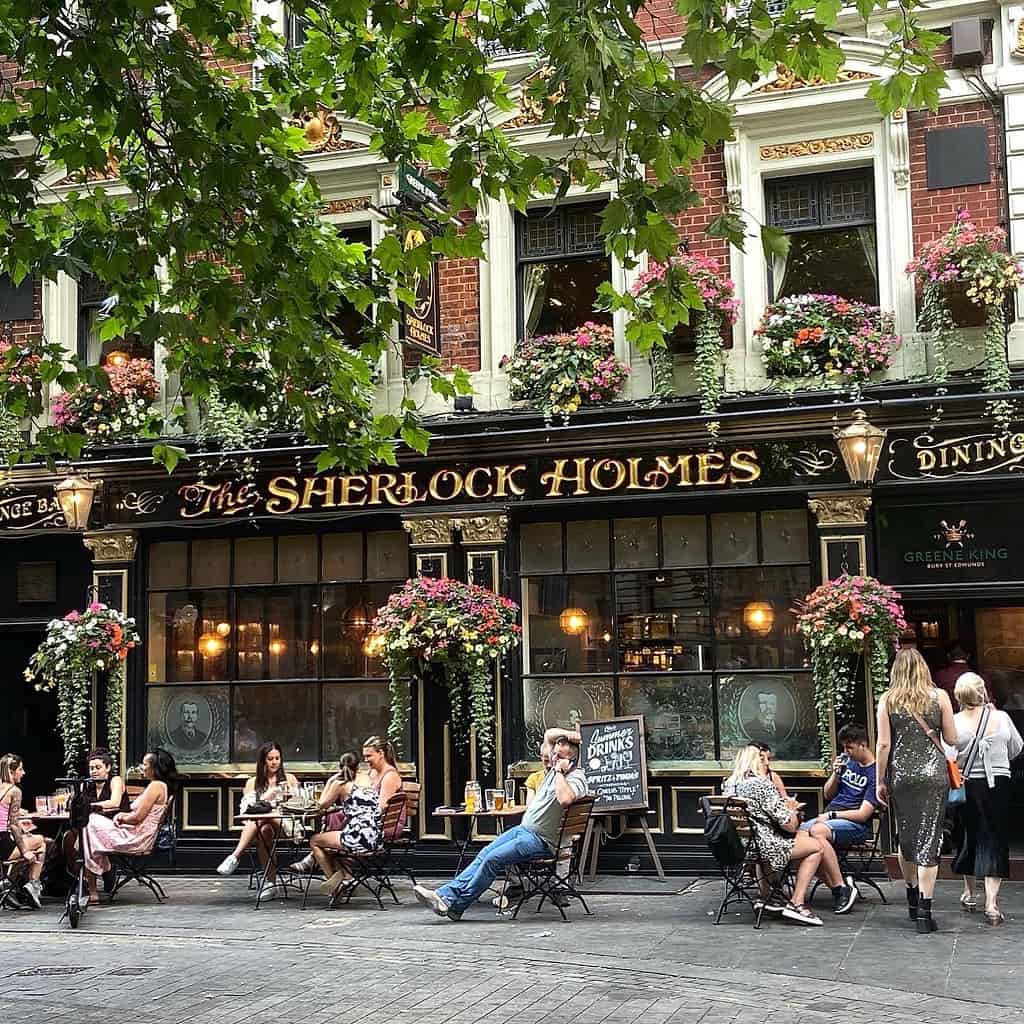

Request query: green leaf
[
  {"left": 400, "top": 423, "right": 431, "bottom": 454},
  {"left": 760, "top": 225, "right": 791, "bottom": 263},
  {"left": 152, "top": 444, "right": 187, "bottom": 474}
]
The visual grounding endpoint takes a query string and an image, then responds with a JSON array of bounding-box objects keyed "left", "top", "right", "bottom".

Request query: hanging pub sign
[
  {"left": 398, "top": 226, "right": 442, "bottom": 357},
  {"left": 884, "top": 428, "right": 1024, "bottom": 481}
]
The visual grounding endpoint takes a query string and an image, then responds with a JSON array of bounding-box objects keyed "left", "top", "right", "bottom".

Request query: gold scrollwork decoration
[
  {"left": 456, "top": 514, "right": 509, "bottom": 545},
  {"left": 403, "top": 516, "right": 457, "bottom": 547},
  {"left": 117, "top": 490, "right": 163, "bottom": 515},
  {"left": 760, "top": 133, "right": 874, "bottom": 161},
  {"left": 807, "top": 495, "right": 872, "bottom": 527},
  {"left": 753, "top": 65, "right": 876, "bottom": 93},
  {"left": 321, "top": 196, "right": 372, "bottom": 215},
  {"left": 83, "top": 531, "right": 139, "bottom": 563}
]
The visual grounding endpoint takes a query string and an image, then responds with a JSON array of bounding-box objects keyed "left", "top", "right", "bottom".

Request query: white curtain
[
  {"left": 857, "top": 226, "right": 878, "bottom": 284},
  {"left": 771, "top": 250, "right": 790, "bottom": 302},
  {"left": 523, "top": 264, "right": 550, "bottom": 337}
]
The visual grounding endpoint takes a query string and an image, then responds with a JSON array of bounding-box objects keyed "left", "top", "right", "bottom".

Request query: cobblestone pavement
[{"left": 1, "top": 877, "right": 1022, "bottom": 1023}]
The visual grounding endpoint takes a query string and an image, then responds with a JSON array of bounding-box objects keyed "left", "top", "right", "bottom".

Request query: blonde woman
[
  {"left": 952, "top": 673, "right": 1022, "bottom": 925},
  {"left": 876, "top": 647, "right": 957, "bottom": 933},
  {"left": 723, "top": 745, "right": 856, "bottom": 925},
  {"left": 0, "top": 754, "right": 46, "bottom": 909}
]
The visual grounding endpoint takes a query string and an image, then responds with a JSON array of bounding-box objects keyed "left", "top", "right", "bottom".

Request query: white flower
[{"left": 837, "top": 626, "right": 848, "bottom": 636}]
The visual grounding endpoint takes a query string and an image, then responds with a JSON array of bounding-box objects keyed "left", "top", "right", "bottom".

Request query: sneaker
[
  {"left": 22, "top": 880, "right": 43, "bottom": 910},
  {"left": 288, "top": 854, "right": 316, "bottom": 875},
  {"left": 216, "top": 854, "right": 239, "bottom": 876},
  {"left": 413, "top": 883, "right": 453, "bottom": 919},
  {"left": 781, "top": 902, "right": 823, "bottom": 926},
  {"left": 833, "top": 885, "right": 859, "bottom": 915}
]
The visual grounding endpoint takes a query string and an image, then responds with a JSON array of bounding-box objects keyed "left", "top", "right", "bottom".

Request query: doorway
[{"left": 0, "top": 626, "right": 63, "bottom": 803}]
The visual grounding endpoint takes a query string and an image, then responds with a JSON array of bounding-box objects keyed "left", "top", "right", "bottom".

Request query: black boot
[
  {"left": 906, "top": 885, "right": 919, "bottom": 921},
  {"left": 916, "top": 896, "right": 938, "bottom": 933}
]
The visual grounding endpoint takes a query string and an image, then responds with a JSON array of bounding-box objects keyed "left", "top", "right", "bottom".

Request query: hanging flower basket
[
  {"left": 794, "top": 574, "right": 906, "bottom": 767},
  {"left": 756, "top": 294, "right": 900, "bottom": 387},
  {"left": 373, "top": 577, "right": 522, "bottom": 772},
  {"left": 629, "top": 253, "right": 740, "bottom": 417},
  {"left": 26, "top": 602, "right": 140, "bottom": 770},
  {"left": 500, "top": 322, "right": 628, "bottom": 425},
  {"left": 907, "top": 210, "right": 1024, "bottom": 428},
  {"left": 53, "top": 357, "right": 160, "bottom": 441}
]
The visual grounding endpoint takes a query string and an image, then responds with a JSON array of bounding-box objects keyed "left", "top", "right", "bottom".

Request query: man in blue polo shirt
[{"left": 804, "top": 722, "right": 879, "bottom": 848}]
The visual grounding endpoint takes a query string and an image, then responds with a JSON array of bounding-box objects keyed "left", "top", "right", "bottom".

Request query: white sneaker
[
  {"left": 216, "top": 854, "right": 240, "bottom": 876},
  {"left": 23, "top": 880, "right": 42, "bottom": 910},
  {"left": 413, "top": 884, "right": 452, "bottom": 918},
  {"left": 288, "top": 854, "right": 316, "bottom": 874}
]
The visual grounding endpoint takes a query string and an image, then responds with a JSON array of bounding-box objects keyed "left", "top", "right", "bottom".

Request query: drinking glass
[
  {"left": 504, "top": 778, "right": 516, "bottom": 807},
  {"left": 484, "top": 789, "right": 498, "bottom": 811},
  {"left": 493, "top": 792, "right": 505, "bottom": 811}
]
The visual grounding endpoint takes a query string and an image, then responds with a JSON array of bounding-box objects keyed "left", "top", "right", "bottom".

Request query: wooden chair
[
  {"left": 511, "top": 795, "right": 596, "bottom": 921},
  {"left": 392, "top": 781, "right": 420, "bottom": 886},
  {"left": 107, "top": 794, "right": 176, "bottom": 905},
  {"left": 700, "top": 795, "right": 788, "bottom": 929},
  {"left": 809, "top": 811, "right": 888, "bottom": 904},
  {"left": 329, "top": 791, "right": 410, "bottom": 910}
]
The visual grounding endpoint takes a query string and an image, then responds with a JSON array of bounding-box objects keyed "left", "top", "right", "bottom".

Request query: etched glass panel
[
  {"left": 613, "top": 517, "right": 659, "bottom": 569},
  {"left": 233, "top": 684, "right": 319, "bottom": 763},
  {"left": 710, "top": 511, "right": 757, "bottom": 565},
  {"left": 522, "top": 676, "right": 615, "bottom": 755},
  {"left": 717, "top": 672, "right": 820, "bottom": 762},
  {"left": 662, "top": 515, "right": 708, "bottom": 567},
  {"left": 566, "top": 520, "right": 609, "bottom": 571},
  {"left": 520, "top": 522, "right": 562, "bottom": 574},
  {"left": 618, "top": 676, "right": 714, "bottom": 761},
  {"left": 147, "top": 685, "right": 230, "bottom": 765},
  {"left": 761, "top": 509, "right": 809, "bottom": 564}
]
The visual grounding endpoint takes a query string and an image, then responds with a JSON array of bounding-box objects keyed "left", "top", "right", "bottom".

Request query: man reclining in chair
[
  {"left": 414, "top": 729, "right": 588, "bottom": 921},
  {"left": 801, "top": 723, "right": 880, "bottom": 855}
]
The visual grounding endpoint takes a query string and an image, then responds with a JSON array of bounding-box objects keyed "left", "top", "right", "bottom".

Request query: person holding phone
[{"left": 413, "top": 732, "right": 588, "bottom": 921}]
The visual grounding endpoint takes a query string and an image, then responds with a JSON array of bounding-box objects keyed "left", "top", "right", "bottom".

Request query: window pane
[
  {"left": 366, "top": 530, "right": 408, "bottom": 580},
  {"left": 191, "top": 539, "right": 230, "bottom": 588},
  {"left": 712, "top": 566, "right": 810, "bottom": 670},
  {"left": 148, "top": 591, "right": 230, "bottom": 683},
  {"left": 147, "top": 685, "right": 230, "bottom": 765},
  {"left": 520, "top": 522, "right": 562, "bottom": 574},
  {"left": 523, "top": 258, "right": 612, "bottom": 337},
  {"left": 614, "top": 517, "right": 659, "bottom": 569},
  {"left": 322, "top": 583, "right": 393, "bottom": 677},
  {"left": 322, "top": 532, "right": 363, "bottom": 580},
  {"left": 618, "top": 676, "right": 714, "bottom": 761},
  {"left": 233, "top": 684, "right": 319, "bottom": 763},
  {"left": 766, "top": 177, "right": 818, "bottom": 229},
  {"left": 236, "top": 587, "right": 317, "bottom": 680},
  {"left": 566, "top": 520, "right": 608, "bottom": 571},
  {"left": 523, "top": 575, "right": 613, "bottom": 674},
  {"left": 615, "top": 572, "right": 710, "bottom": 672},
  {"left": 234, "top": 537, "right": 275, "bottom": 585},
  {"left": 277, "top": 535, "right": 318, "bottom": 583},
  {"left": 523, "top": 215, "right": 562, "bottom": 257},
  {"left": 662, "top": 515, "right": 707, "bottom": 567},
  {"left": 148, "top": 543, "right": 188, "bottom": 590},
  {"left": 774, "top": 228, "right": 878, "bottom": 305},
  {"left": 717, "top": 672, "right": 820, "bottom": 762},
  {"left": 761, "top": 510, "right": 808, "bottom": 563},
  {"left": 566, "top": 207, "right": 603, "bottom": 253},
  {"left": 323, "top": 683, "right": 396, "bottom": 761},
  {"left": 522, "top": 676, "right": 615, "bottom": 756},
  {"left": 711, "top": 512, "right": 757, "bottom": 565}
]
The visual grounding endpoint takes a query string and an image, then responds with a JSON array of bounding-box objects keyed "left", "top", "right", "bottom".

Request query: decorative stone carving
[
  {"left": 753, "top": 65, "right": 876, "bottom": 93},
  {"left": 723, "top": 139, "right": 743, "bottom": 209},
  {"left": 760, "top": 133, "right": 874, "bottom": 161},
  {"left": 807, "top": 495, "right": 872, "bottom": 527},
  {"left": 403, "top": 516, "right": 457, "bottom": 547},
  {"left": 889, "top": 112, "right": 910, "bottom": 190},
  {"left": 83, "top": 531, "right": 139, "bottom": 563},
  {"left": 292, "top": 108, "right": 366, "bottom": 153},
  {"left": 321, "top": 196, "right": 373, "bottom": 215},
  {"left": 457, "top": 514, "right": 509, "bottom": 545}
]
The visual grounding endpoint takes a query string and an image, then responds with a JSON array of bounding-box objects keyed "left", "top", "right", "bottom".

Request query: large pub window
[
  {"left": 765, "top": 169, "right": 878, "bottom": 305},
  {"left": 145, "top": 530, "right": 409, "bottom": 766},
  {"left": 515, "top": 202, "right": 612, "bottom": 338},
  {"left": 519, "top": 510, "right": 818, "bottom": 764}
]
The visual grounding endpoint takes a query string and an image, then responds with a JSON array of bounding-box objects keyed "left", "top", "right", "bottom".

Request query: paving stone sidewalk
[{"left": 1, "top": 877, "right": 1021, "bottom": 1023}]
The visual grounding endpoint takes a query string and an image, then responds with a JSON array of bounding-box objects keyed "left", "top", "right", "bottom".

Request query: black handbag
[
  {"left": 246, "top": 799, "right": 273, "bottom": 815},
  {"left": 704, "top": 806, "right": 745, "bottom": 866}
]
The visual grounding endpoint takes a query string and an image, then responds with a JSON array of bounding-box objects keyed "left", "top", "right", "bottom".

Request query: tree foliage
[{"left": 0, "top": 0, "right": 945, "bottom": 471}]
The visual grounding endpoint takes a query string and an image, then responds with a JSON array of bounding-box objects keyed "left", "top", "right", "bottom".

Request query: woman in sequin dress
[{"left": 876, "top": 648, "right": 957, "bottom": 933}]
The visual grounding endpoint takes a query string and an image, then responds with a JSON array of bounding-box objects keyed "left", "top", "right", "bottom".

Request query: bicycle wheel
[{"left": 67, "top": 892, "right": 81, "bottom": 929}]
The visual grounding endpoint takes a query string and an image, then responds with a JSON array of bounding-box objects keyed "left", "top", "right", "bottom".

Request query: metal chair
[
  {"left": 809, "top": 812, "right": 889, "bottom": 904},
  {"left": 107, "top": 795, "right": 176, "bottom": 904}
]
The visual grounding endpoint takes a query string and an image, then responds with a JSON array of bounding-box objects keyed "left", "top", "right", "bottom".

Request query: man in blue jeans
[{"left": 414, "top": 731, "right": 588, "bottom": 921}]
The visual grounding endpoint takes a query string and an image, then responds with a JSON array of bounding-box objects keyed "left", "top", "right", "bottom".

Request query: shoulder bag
[
  {"left": 908, "top": 707, "right": 963, "bottom": 797},
  {"left": 947, "top": 708, "right": 990, "bottom": 805}
]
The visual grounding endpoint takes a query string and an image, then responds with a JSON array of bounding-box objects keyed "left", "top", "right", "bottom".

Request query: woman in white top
[{"left": 951, "top": 673, "right": 1023, "bottom": 925}]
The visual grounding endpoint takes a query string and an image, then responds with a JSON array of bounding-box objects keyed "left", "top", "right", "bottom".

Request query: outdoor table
[
  {"left": 434, "top": 806, "right": 526, "bottom": 872},
  {"left": 234, "top": 809, "right": 314, "bottom": 906}
]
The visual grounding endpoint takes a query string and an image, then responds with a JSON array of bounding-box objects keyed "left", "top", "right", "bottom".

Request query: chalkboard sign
[{"left": 579, "top": 715, "right": 649, "bottom": 814}]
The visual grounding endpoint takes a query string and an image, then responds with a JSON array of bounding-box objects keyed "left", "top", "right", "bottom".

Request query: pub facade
[{"left": 2, "top": 0, "right": 1024, "bottom": 871}]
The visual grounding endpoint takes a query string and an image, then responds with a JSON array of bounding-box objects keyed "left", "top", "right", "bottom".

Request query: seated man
[
  {"left": 414, "top": 731, "right": 587, "bottom": 921},
  {"left": 802, "top": 723, "right": 879, "bottom": 849}
]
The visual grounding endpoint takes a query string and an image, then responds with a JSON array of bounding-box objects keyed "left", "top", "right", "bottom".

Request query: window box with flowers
[
  {"left": 0, "top": 329, "right": 64, "bottom": 470},
  {"left": 756, "top": 294, "right": 900, "bottom": 392},
  {"left": 52, "top": 357, "right": 161, "bottom": 443},
  {"left": 907, "top": 211, "right": 1024, "bottom": 432},
  {"left": 499, "top": 322, "right": 628, "bottom": 425}
]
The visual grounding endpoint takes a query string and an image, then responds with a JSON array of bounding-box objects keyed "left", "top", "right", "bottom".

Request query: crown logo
[{"left": 935, "top": 519, "right": 974, "bottom": 549}]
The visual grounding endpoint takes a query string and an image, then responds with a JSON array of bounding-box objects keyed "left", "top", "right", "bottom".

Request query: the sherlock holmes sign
[{"left": 172, "top": 448, "right": 762, "bottom": 519}]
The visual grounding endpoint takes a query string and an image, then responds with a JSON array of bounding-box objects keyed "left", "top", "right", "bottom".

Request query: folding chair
[
  {"left": 701, "top": 795, "right": 789, "bottom": 929},
  {"left": 108, "top": 795, "right": 176, "bottom": 904},
  {"left": 391, "top": 781, "right": 420, "bottom": 887},
  {"left": 511, "top": 795, "right": 596, "bottom": 921},
  {"left": 809, "top": 811, "right": 888, "bottom": 904},
  {"left": 329, "top": 791, "right": 409, "bottom": 910}
]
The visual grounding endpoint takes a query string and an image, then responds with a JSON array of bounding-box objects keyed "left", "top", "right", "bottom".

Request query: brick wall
[
  {"left": 908, "top": 101, "right": 1005, "bottom": 257},
  {"left": 637, "top": 0, "right": 686, "bottom": 42},
  {"left": 437, "top": 255, "right": 481, "bottom": 372}
]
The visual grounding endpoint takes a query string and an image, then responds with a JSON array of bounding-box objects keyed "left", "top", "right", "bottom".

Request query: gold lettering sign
[
  {"left": 887, "top": 432, "right": 1024, "bottom": 481},
  {"left": 175, "top": 450, "right": 761, "bottom": 520}
]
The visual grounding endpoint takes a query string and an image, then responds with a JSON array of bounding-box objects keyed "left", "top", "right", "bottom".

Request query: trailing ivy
[
  {"left": 984, "top": 303, "right": 1013, "bottom": 435},
  {"left": 694, "top": 311, "right": 725, "bottom": 440},
  {"left": 916, "top": 280, "right": 954, "bottom": 389}
]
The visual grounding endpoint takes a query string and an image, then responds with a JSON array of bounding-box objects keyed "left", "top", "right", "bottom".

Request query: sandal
[
  {"left": 985, "top": 907, "right": 1005, "bottom": 926},
  {"left": 960, "top": 892, "right": 977, "bottom": 912},
  {"left": 781, "top": 902, "right": 823, "bottom": 926}
]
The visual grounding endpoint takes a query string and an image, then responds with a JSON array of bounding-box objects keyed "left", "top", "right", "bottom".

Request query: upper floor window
[
  {"left": 285, "top": 7, "right": 308, "bottom": 48},
  {"left": 765, "top": 169, "right": 878, "bottom": 305},
  {"left": 77, "top": 274, "right": 154, "bottom": 367},
  {"left": 516, "top": 202, "right": 612, "bottom": 338},
  {"left": 330, "top": 224, "right": 373, "bottom": 346}
]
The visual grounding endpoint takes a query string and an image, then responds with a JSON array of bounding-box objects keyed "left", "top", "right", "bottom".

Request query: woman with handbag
[
  {"left": 876, "top": 648, "right": 957, "bottom": 933},
  {"left": 952, "top": 673, "right": 1023, "bottom": 925}
]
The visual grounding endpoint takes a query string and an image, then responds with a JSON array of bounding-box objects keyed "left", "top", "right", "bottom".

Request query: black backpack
[{"left": 704, "top": 805, "right": 745, "bottom": 866}]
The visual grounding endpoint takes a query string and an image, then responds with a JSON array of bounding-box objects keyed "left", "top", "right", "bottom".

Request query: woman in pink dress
[{"left": 83, "top": 749, "right": 176, "bottom": 904}]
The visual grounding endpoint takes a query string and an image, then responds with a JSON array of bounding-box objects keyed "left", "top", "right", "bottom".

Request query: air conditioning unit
[{"left": 951, "top": 18, "right": 985, "bottom": 69}]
